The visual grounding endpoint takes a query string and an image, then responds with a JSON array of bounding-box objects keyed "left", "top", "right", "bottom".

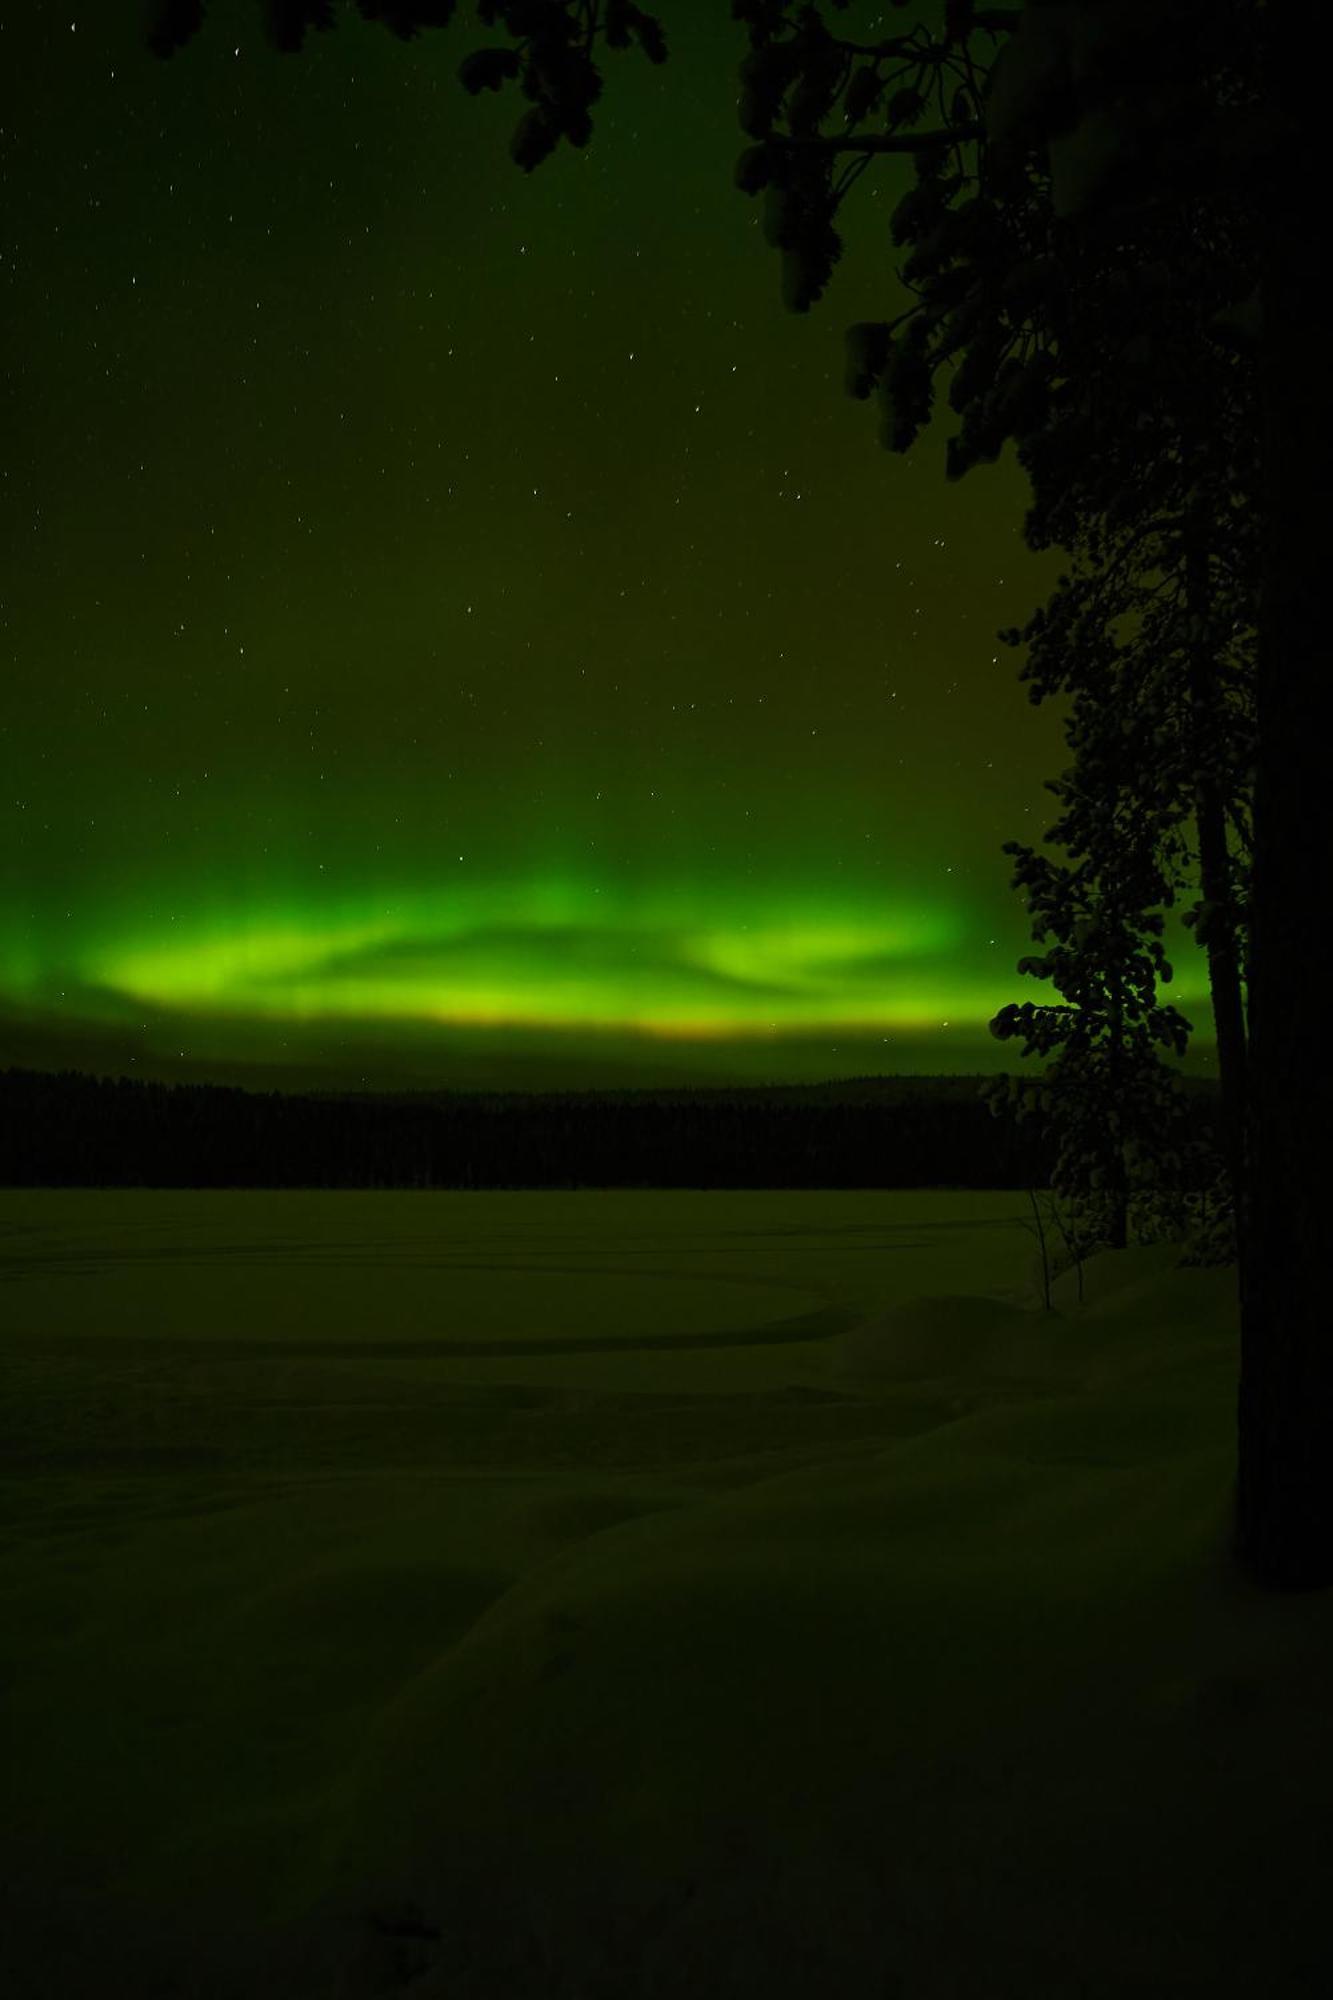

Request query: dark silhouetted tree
[
  {"left": 995, "top": 478, "right": 1255, "bottom": 1263},
  {"left": 982, "top": 736, "right": 1200, "bottom": 1255},
  {"left": 953, "top": 0, "right": 1328, "bottom": 1591}
]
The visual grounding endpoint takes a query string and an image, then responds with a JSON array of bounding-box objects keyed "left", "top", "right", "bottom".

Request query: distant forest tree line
[{"left": 0, "top": 1063, "right": 1225, "bottom": 1192}]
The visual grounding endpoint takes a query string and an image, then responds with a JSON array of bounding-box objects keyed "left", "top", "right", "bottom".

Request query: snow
[
  {"left": 984, "top": 2, "right": 1171, "bottom": 218},
  {"left": 3, "top": 1190, "right": 1330, "bottom": 1997}
]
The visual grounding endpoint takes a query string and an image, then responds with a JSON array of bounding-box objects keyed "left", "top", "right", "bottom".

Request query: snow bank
[{"left": 282, "top": 1251, "right": 1331, "bottom": 2000}]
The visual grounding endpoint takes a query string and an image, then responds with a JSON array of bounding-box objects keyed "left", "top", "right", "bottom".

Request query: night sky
[{"left": 3, "top": 4, "right": 1216, "bottom": 1093}]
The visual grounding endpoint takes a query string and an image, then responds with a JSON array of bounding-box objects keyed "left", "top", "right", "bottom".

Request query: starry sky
[{"left": 1, "top": 3, "right": 1217, "bottom": 1093}]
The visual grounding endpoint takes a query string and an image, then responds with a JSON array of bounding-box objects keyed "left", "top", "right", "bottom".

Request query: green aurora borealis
[{"left": 3, "top": 4, "right": 1217, "bottom": 1092}]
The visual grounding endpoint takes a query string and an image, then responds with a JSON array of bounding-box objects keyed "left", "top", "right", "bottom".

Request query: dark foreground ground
[{"left": 2, "top": 1190, "right": 1328, "bottom": 1997}]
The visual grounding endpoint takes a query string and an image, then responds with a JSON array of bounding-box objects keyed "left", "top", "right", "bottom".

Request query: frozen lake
[
  {"left": 2, "top": 1187, "right": 1039, "bottom": 1485},
  {"left": 8, "top": 1190, "right": 1305, "bottom": 2000}
]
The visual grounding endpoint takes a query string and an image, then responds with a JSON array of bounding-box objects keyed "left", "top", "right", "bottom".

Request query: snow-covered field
[{"left": 2, "top": 1189, "right": 1329, "bottom": 1997}]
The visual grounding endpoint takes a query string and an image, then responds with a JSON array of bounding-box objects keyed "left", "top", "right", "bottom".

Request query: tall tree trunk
[
  {"left": 1106, "top": 971, "right": 1129, "bottom": 1250},
  {"left": 1233, "top": 0, "right": 1333, "bottom": 1589},
  {"left": 1184, "top": 529, "right": 1248, "bottom": 1240},
  {"left": 1106, "top": 1178, "right": 1128, "bottom": 1251}
]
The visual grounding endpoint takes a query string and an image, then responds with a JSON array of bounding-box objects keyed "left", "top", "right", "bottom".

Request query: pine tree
[
  {"left": 982, "top": 682, "right": 1201, "bottom": 1256},
  {"left": 995, "top": 484, "right": 1255, "bottom": 1258}
]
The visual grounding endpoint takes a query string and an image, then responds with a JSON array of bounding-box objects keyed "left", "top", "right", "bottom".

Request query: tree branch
[{"left": 786, "top": 121, "right": 981, "bottom": 156}]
